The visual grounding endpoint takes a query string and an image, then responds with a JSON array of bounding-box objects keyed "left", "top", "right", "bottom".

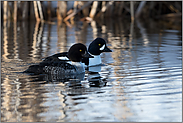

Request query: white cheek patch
[
  {"left": 58, "top": 56, "right": 69, "bottom": 60},
  {"left": 100, "top": 44, "right": 105, "bottom": 51}
]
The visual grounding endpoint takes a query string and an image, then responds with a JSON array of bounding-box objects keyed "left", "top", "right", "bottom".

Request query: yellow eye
[
  {"left": 79, "top": 49, "right": 82, "bottom": 52},
  {"left": 98, "top": 44, "right": 101, "bottom": 46}
]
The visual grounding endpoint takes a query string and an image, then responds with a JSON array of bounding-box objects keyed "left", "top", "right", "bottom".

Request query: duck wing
[
  {"left": 24, "top": 52, "right": 77, "bottom": 74},
  {"left": 42, "top": 52, "right": 69, "bottom": 62}
]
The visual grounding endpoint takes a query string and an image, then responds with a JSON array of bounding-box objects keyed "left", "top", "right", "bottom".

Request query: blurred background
[
  {"left": 1, "top": 1, "right": 182, "bottom": 22},
  {"left": 1, "top": 1, "right": 182, "bottom": 122}
]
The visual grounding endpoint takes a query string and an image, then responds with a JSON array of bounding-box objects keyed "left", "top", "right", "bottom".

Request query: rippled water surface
[{"left": 1, "top": 18, "right": 182, "bottom": 122}]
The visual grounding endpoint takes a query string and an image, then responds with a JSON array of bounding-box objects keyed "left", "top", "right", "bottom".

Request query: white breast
[{"left": 89, "top": 55, "right": 102, "bottom": 67}]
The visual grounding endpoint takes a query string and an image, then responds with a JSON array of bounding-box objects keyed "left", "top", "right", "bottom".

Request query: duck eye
[
  {"left": 79, "top": 49, "right": 82, "bottom": 52},
  {"left": 98, "top": 44, "right": 101, "bottom": 46}
]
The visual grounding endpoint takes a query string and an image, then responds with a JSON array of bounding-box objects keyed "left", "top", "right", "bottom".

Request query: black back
[{"left": 24, "top": 52, "right": 76, "bottom": 75}]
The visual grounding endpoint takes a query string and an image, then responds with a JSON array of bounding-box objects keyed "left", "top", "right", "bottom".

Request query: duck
[
  {"left": 24, "top": 43, "right": 93, "bottom": 75},
  {"left": 82, "top": 38, "right": 112, "bottom": 67}
]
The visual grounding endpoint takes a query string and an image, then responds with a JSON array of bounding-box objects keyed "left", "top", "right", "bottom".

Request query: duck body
[{"left": 24, "top": 43, "right": 93, "bottom": 75}]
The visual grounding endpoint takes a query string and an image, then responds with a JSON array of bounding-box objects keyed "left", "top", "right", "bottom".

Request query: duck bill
[
  {"left": 82, "top": 52, "right": 94, "bottom": 58},
  {"left": 103, "top": 46, "right": 112, "bottom": 52}
]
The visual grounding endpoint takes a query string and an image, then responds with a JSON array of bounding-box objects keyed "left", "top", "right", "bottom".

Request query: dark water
[{"left": 1, "top": 18, "right": 182, "bottom": 122}]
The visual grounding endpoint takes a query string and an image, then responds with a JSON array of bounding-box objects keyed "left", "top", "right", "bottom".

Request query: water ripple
[{"left": 1, "top": 19, "right": 182, "bottom": 122}]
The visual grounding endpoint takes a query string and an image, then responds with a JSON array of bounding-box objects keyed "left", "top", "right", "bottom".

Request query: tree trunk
[
  {"left": 3, "top": 1, "right": 8, "bottom": 21},
  {"left": 89, "top": 1, "right": 98, "bottom": 18},
  {"left": 14, "top": 1, "right": 17, "bottom": 21}
]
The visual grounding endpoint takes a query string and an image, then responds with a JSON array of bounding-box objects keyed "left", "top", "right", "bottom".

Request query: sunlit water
[{"left": 1, "top": 18, "right": 182, "bottom": 122}]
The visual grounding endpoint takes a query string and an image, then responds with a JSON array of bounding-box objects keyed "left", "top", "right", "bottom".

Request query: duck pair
[{"left": 24, "top": 38, "right": 112, "bottom": 75}]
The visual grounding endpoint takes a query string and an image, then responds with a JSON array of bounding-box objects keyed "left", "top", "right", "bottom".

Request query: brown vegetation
[{"left": 2, "top": 1, "right": 182, "bottom": 23}]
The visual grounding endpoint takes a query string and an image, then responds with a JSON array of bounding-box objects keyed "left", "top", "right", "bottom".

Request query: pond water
[{"left": 1, "top": 17, "right": 182, "bottom": 122}]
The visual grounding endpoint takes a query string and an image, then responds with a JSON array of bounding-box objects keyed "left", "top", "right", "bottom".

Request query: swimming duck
[{"left": 24, "top": 43, "right": 93, "bottom": 75}]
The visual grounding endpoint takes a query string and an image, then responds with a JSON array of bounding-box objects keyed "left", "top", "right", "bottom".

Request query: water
[{"left": 1, "top": 18, "right": 182, "bottom": 122}]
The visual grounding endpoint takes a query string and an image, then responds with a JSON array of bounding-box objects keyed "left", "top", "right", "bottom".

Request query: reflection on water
[
  {"left": 87, "top": 65, "right": 107, "bottom": 87},
  {"left": 1, "top": 17, "right": 182, "bottom": 122}
]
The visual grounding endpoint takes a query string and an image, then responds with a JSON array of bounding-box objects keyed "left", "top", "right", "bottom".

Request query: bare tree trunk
[
  {"left": 57, "top": 2, "right": 62, "bottom": 21},
  {"left": 89, "top": 1, "right": 98, "bottom": 18},
  {"left": 3, "top": 1, "right": 8, "bottom": 21},
  {"left": 33, "top": 1, "right": 40, "bottom": 21},
  {"left": 57, "top": 1, "right": 67, "bottom": 21},
  {"left": 135, "top": 1, "right": 146, "bottom": 18},
  {"left": 73, "top": 1, "right": 78, "bottom": 12},
  {"left": 130, "top": 1, "right": 134, "bottom": 21},
  {"left": 37, "top": 1, "right": 44, "bottom": 20},
  {"left": 14, "top": 1, "right": 17, "bottom": 21}
]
